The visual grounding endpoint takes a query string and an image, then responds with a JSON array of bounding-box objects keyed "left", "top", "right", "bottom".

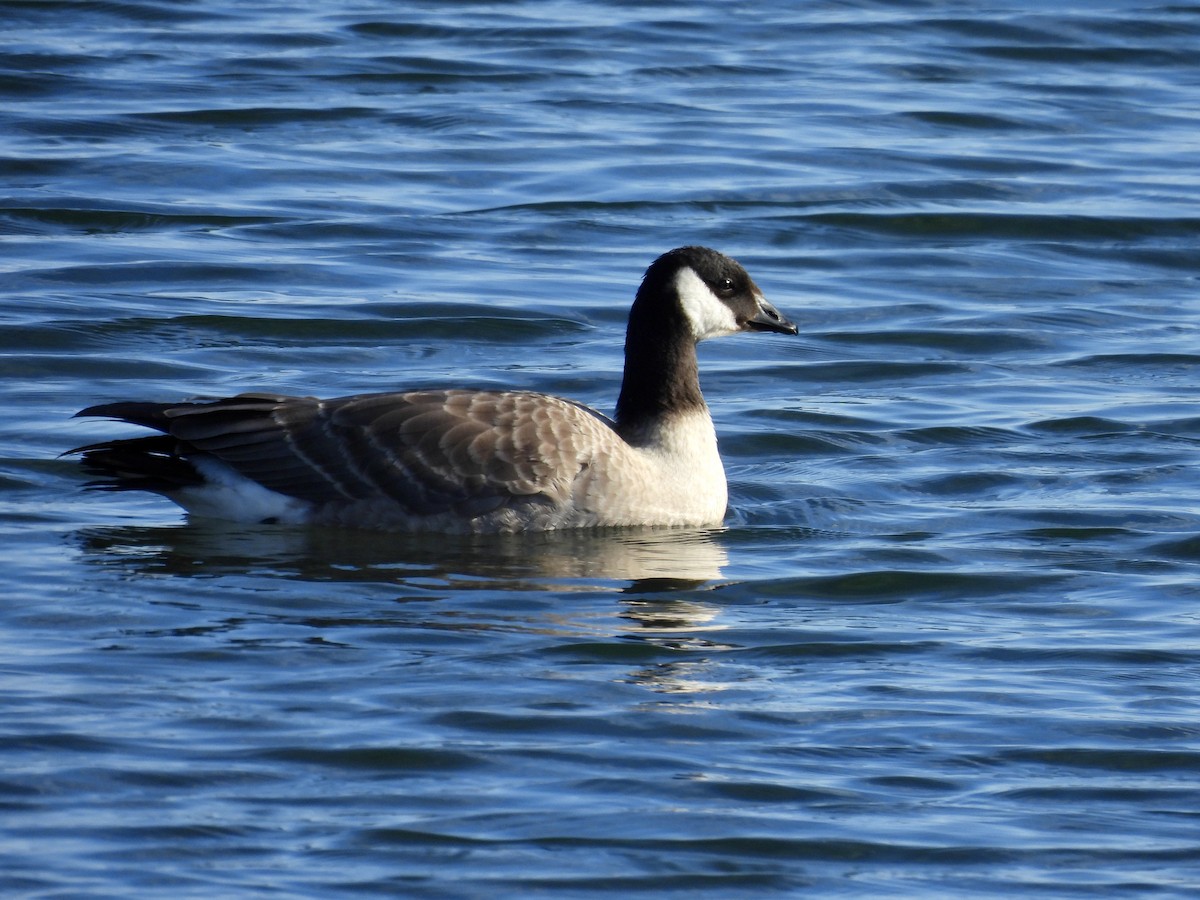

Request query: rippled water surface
[{"left": 3, "top": 1, "right": 1200, "bottom": 896}]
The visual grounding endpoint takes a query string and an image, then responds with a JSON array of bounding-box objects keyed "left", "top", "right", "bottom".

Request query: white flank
[{"left": 177, "top": 456, "right": 311, "bottom": 524}]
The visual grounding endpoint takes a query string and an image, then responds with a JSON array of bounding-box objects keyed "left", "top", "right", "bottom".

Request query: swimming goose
[{"left": 72, "top": 246, "right": 796, "bottom": 533}]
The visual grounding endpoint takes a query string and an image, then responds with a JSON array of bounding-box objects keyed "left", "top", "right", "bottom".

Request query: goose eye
[{"left": 716, "top": 277, "right": 736, "bottom": 296}]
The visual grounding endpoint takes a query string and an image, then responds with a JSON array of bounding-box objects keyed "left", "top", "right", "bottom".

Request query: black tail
[
  {"left": 70, "top": 402, "right": 200, "bottom": 493},
  {"left": 72, "top": 435, "right": 203, "bottom": 493}
]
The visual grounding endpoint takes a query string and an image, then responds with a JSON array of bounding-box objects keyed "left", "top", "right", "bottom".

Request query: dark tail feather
[
  {"left": 74, "top": 401, "right": 177, "bottom": 431},
  {"left": 69, "top": 396, "right": 292, "bottom": 494},
  {"left": 70, "top": 435, "right": 202, "bottom": 493}
]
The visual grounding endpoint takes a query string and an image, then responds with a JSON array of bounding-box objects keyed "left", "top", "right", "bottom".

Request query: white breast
[{"left": 576, "top": 409, "right": 727, "bottom": 528}]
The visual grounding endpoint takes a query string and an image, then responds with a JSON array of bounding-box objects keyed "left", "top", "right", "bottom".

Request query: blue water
[{"left": 3, "top": 1, "right": 1200, "bottom": 896}]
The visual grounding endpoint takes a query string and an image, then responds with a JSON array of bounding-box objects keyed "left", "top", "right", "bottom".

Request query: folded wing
[{"left": 78, "top": 390, "right": 615, "bottom": 519}]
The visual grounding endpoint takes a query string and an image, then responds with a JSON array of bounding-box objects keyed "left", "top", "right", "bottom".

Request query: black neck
[{"left": 615, "top": 303, "right": 706, "bottom": 442}]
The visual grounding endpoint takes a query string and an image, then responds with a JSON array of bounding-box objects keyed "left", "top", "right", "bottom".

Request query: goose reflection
[
  {"left": 73, "top": 521, "right": 737, "bottom": 695},
  {"left": 615, "top": 597, "right": 739, "bottom": 695},
  {"left": 74, "top": 521, "right": 729, "bottom": 591}
]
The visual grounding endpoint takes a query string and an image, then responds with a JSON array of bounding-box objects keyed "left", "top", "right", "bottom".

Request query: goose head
[
  {"left": 633, "top": 246, "right": 798, "bottom": 342},
  {"left": 615, "top": 247, "right": 796, "bottom": 434}
]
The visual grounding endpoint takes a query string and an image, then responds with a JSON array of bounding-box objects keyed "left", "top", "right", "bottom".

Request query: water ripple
[{"left": 4, "top": 1, "right": 1200, "bottom": 897}]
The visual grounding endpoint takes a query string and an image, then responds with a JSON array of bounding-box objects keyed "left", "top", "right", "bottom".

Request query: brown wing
[{"left": 103, "top": 389, "right": 614, "bottom": 518}]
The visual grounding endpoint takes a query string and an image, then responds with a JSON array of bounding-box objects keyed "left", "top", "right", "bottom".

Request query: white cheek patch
[{"left": 674, "top": 267, "right": 740, "bottom": 340}]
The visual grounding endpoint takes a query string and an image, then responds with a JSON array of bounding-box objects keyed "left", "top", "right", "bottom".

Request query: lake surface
[{"left": 3, "top": 1, "right": 1200, "bottom": 896}]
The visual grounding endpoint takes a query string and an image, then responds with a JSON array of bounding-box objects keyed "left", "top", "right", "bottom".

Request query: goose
[{"left": 71, "top": 246, "right": 796, "bottom": 533}]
